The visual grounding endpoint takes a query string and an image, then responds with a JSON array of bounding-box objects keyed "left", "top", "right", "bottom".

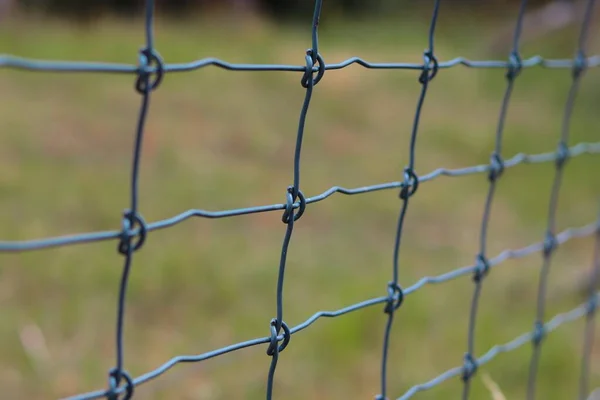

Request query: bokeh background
[{"left": 1, "top": 0, "right": 600, "bottom": 399}]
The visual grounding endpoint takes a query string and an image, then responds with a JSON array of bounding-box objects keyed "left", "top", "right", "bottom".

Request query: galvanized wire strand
[
  {"left": 63, "top": 219, "right": 599, "bottom": 400},
  {"left": 0, "top": 142, "right": 597, "bottom": 253},
  {"left": 461, "top": 0, "right": 528, "bottom": 397},
  {"left": 578, "top": 204, "right": 600, "bottom": 400},
  {"left": 527, "top": 1, "right": 597, "bottom": 398},
  {"left": 377, "top": 2, "right": 440, "bottom": 399},
  {"left": 3, "top": 54, "right": 600, "bottom": 74}
]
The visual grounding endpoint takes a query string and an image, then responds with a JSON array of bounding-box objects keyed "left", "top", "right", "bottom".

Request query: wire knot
[
  {"left": 461, "top": 352, "right": 478, "bottom": 382},
  {"left": 135, "top": 47, "right": 164, "bottom": 94},
  {"left": 281, "top": 186, "right": 306, "bottom": 224},
  {"left": 107, "top": 367, "right": 134, "bottom": 400},
  {"left": 542, "top": 231, "right": 557, "bottom": 258},
  {"left": 266, "top": 318, "right": 291, "bottom": 356},
  {"left": 532, "top": 321, "right": 545, "bottom": 346},
  {"left": 506, "top": 51, "right": 522, "bottom": 80},
  {"left": 301, "top": 49, "right": 325, "bottom": 88},
  {"left": 399, "top": 167, "right": 419, "bottom": 200},
  {"left": 118, "top": 210, "right": 148, "bottom": 256},
  {"left": 555, "top": 141, "right": 570, "bottom": 169},
  {"left": 473, "top": 253, "right": 490, "bottom": 283},
  {"left": 488, "top": 152, "right": 504, "bottom": 182},
  {"left": 572, "top": 50, "right": 587, "bottom": 79},
  {"left": 384, "top": 281, "right": 404, "bottom": 314},
  {"left": 419, "top": 50, "right": 438, "bottom": 84}
]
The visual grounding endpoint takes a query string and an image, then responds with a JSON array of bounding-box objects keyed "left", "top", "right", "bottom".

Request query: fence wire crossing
[{"left": 1, "top": 0, "right": 600, "bottom": 399}]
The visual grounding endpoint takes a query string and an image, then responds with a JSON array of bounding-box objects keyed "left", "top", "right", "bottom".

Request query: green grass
[{"left": 0, "top": 8, "right": 599, "bottom": 400}]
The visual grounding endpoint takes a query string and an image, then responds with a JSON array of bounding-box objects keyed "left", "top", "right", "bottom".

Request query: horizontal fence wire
[
  {"left": 3, "top": 54, "right": 600, "bottom": 73},
  {"left": 0, "top": 141, "right": 598, "bottom": 252},
  {"left": 63, "top": 219, "right": 600, "bottom": 400},
  {"left": 1, "top": 0, "right": 599, "bottom": 399},
  {"left": 398, "top": 290, "right": 600, "bottom": 400}
]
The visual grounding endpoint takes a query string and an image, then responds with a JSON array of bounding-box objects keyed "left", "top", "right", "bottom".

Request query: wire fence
[{"left": 1, "top": 0, "right": 600, "bottom": 399}]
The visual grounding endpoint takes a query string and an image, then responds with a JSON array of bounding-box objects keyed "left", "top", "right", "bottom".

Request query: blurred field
[{"left": 1, "top": 6, "right": 600, "bottom": 400}]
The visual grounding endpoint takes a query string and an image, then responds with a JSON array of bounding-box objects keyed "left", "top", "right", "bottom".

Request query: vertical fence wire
[
  {"left": 527, "top": 1, "right": 597, "bottom": 399},
  {"left": 265, "top": 1, "right": 324, "bottom": 399},
  {"left": 460, "top": 0, "right": 528, "bottom": 398},
  {"left": 107, "top": 0, "right": 164, "bottom": 398},
  {"left": 376, "top": 2, "right": 440, "bottom": 399}
]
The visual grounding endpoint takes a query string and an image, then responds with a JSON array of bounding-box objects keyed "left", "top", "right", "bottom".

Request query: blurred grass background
[{"left": 1, "top": 1, "right": 600, "bottom": 399}]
